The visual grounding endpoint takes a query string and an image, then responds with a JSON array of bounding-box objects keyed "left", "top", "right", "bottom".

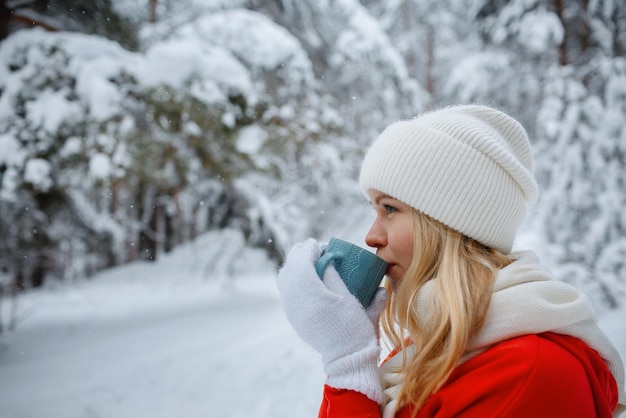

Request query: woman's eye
[{"left": 384, "top": 204, "right": 397, "bottom": 214}]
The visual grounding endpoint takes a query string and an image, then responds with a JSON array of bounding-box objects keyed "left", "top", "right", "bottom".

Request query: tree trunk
[
  {"left": 139, "top": 202, "right": 158, "bottom": 261},
  {"left": 0, "top": 0, "right": 10, "bottom": 41},
  {"left": 425, "top": 25, "right": 435, "bottom": 98},
  {"left": 164, "top": 211, "right": 174, "bottom": 253},
  {"left": 554, "top": 0, "right": 568, "bottom": 66},
  {"left": 149, "top": 0, "right": 158, "bottom": 23},
  {"left": 30, "top": 260, "right": 46, "bottom": 288}
]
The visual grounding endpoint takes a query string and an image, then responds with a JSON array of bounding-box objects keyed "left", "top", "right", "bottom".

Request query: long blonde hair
[{"left": 381, "top": 208, "right": 513, "bottom": 415}]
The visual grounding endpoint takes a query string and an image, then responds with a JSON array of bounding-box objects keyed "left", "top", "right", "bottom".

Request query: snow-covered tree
[
  {"left": 1, "top": 0, "right": 624, "bottom": 314},
  {"left": 0, "top": 7, "right": 357, "bottom": 287},
  {"left": 0, "top": 0, "right": 139, "bottom": 49},
  {"left": 532, "top": 59, "right": 626, "bottom": 311},
  {"left": 250, "top": 0, "right": 427, "bottom": 142},
  {"left": 470, "top": 0, "right": 626, "bottom": 310}
]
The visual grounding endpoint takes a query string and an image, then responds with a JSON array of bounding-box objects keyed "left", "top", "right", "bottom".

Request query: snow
[
  {"left": 443, "top": 52, "right": 511, "bottom": 103},
  {"left": 0, "top": 134, "right": 22, "bottom": 166},
  {"left": 74, "top": 58, "right": 126, "bottom": 122},
  {"left": 0, "top": 231, "right": 325, "bottom": 418},
  {"left": 192, "top": 10, "right": 306, "bottom": 71},
  {"left": 0, "top": 3, "right": 625, "bottom": 416},
  {"left": 60, "top": 137, "right": 83, "bottom": 158},
  {"left": 1, "top": 227, "right": 625, "bottom": 418},
  {"left": 236, "top": 125, "right": 268, "bottom": 155},
  {"left": 23, "top": 158, "right": 52, "bottom": 192},
  {"left": 25, "top": 88, "right": 83, "bottom": 133},
  {"left": 140, "top": 39, "right": 255, "bottom": 102},
  {"left": 518, "top": 11, "right": 564, "bottom": 53},
  {"left": 89, "top": 153, "right": 112, "bottom": 179}
]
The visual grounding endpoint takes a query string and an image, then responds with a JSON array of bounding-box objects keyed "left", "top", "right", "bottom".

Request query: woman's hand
[{"left": 276, "top": 238, "right": 388, "bottom": 403}]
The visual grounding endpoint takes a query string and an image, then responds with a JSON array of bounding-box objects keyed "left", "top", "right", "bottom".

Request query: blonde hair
[{"left": 381, "top": 208, "right": 513, "bottom": 415}]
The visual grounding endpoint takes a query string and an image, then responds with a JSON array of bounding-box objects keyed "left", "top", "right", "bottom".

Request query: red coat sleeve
[
  {"left": 318, "top": 385, "right": 380, "bottom": 418},
  {"left": 318, "top": 333, "right": 617, "bottom": 418}
]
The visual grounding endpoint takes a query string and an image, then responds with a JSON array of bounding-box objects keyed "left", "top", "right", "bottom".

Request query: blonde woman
[{"left": 277, "top": 105, "right": 625, "bottom": 417}]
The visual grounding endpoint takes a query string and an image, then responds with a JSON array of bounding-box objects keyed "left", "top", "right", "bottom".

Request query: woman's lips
[{"left": 386, "top": 264, "right": 394, "bottom": 275}]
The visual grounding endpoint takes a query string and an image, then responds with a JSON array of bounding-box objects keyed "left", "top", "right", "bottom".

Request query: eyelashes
[{"left": 384, "top": 204, "right": 397, "bottom": 214}]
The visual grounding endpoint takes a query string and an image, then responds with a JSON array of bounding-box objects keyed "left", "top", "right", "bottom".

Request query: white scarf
[{"left": 380, "top": 251, "right": 626, "bottom": 418}]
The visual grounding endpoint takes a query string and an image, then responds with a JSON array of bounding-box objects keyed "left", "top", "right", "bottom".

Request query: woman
[{"left": 277, "top": 105, "right": 625, "bottom": 417}]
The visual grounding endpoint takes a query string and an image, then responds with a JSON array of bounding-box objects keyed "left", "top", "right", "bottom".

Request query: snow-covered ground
[
  {"left": 1, "top": 228, "right": 625, "bottom": 418},
  {"left": 0, "top": 234, "right": 325, "bottom": 418}
]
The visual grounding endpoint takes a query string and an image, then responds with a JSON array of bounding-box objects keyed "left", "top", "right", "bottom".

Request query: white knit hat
[{"left": 359, "top": 105, "right": 538, "bottom": 254}]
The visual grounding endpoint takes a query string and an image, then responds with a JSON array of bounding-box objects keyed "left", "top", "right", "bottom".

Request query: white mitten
[{"left": 276, "top": 238, "right": 389, "bottom": 403}]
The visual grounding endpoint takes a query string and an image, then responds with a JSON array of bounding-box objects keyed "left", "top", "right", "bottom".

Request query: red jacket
[{"left": 318, "top": 333, "right": 619, "bottom": 417}]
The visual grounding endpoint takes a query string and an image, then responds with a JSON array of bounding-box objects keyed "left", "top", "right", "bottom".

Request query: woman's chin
[{"left": 385, "top": 267, "right": 402, "bottom": 290}]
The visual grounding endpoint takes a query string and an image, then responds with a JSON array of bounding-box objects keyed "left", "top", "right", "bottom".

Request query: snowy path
[{"left": 0, "top": 270, "right": 325, "bottom": 418}]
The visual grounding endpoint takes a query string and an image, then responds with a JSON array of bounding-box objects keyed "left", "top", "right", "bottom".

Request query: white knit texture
[
  {"left": 359, "top": 105, "right": 539, "bottom": 253},
  {"left": 276, "top": 239, "right": 385, "bottom": 403}
]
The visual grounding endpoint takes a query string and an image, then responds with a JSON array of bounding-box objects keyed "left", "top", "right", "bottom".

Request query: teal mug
[{"left": 315, "top": 237, "right": 388, "bottom": 308}]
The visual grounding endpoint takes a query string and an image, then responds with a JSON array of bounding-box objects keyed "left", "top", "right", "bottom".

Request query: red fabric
[{"left": 318, "top": 333, "right": 619, "bottom": 418}]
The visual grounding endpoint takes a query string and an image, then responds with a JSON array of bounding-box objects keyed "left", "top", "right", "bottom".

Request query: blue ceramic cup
[{"left": 315, "top": 237, "right": 389, "bottom": 308}]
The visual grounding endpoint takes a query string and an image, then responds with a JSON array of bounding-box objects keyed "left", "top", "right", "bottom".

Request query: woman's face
[{"left": 365, "top": 189, "right": 414, "bottom": 285}]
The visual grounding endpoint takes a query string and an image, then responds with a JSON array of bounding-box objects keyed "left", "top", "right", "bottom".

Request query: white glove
[{"left": 276, "top": 238, "right": 389, "bottom": 403}]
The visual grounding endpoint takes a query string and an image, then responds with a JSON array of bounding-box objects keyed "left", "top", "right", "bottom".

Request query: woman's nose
[{"left": 365, "top": 217, "right": 386, "bottom": 249}]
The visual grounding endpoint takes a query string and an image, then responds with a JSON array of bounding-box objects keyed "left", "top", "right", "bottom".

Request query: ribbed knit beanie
[{"left": 359, "top": 105, "right": 538, "bottom": 254}]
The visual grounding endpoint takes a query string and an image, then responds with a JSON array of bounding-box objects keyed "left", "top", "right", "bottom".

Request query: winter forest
[
  {"left": 1, "top": 2, "right": 626, "bottom": 320},
  {"left": 0, "top": 0, "right": 625, "bottom": 416}
]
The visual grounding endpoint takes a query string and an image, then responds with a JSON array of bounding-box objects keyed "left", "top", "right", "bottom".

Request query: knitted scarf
[{"left": 379, "top": 251, "right": 626, "bottom": 418}]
